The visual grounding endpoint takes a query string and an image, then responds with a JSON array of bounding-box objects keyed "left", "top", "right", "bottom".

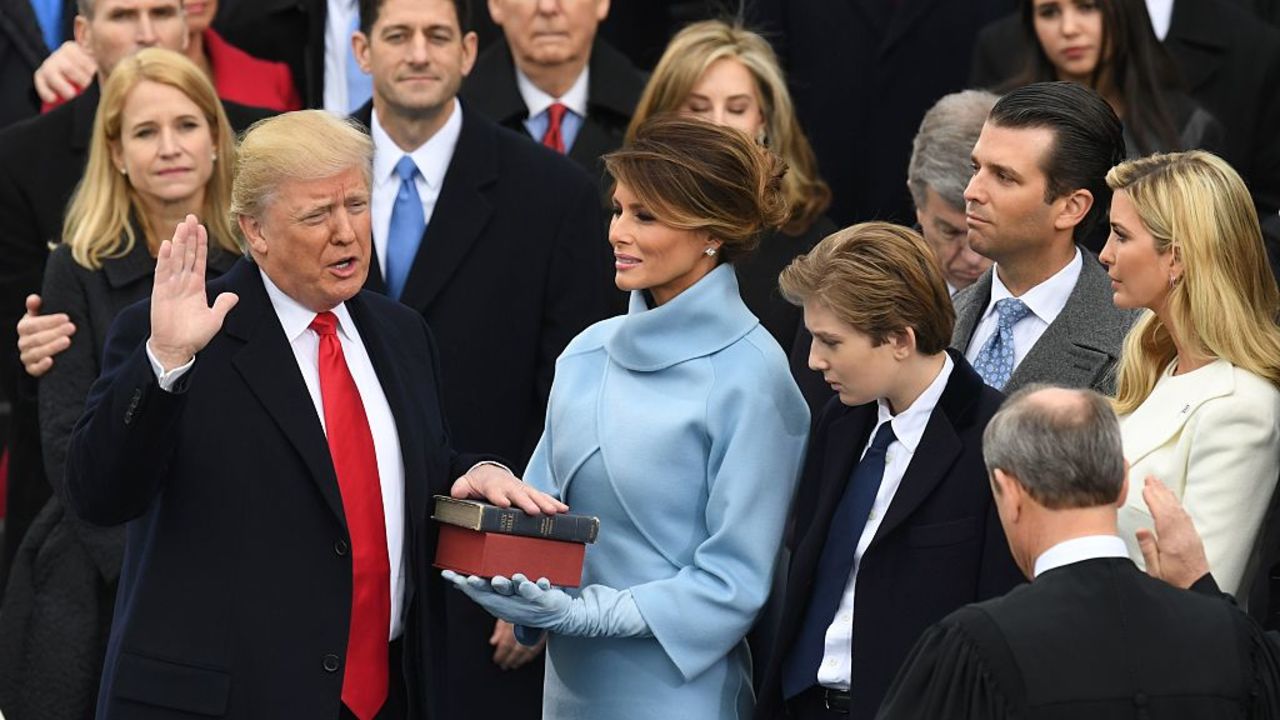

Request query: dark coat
[
  {"left": 746, "top": 0, "right": 1016, "bottom": 227},
  {"left": 213, "top": 0, "right": 322, "bottom": 107},
  {"left": 969, "top": 0, "right": 1280, "bottom": 222},
  {"left": 0, "top": 84, "right": 271, "bottom": 586},
  {"left": 0, "top": 0, "right": 73, "bottom": 129},
  {"left": 757, "top": 351, "right": 1024, "bottom": 720},
  {"left": 351, "top": 101, "right": 615, "bottom": 718},
  {"left": 460, "top": 37, "right": 645, "bottom": 186},
  {"left": 64, "top": 258, "right": 479, "bottom": 719},
  {"left": 0, "top": 240, "right": 235, "bottom": 720},
  {"left": 878, "top": 558, "right": 1277, "bottom": 718}
]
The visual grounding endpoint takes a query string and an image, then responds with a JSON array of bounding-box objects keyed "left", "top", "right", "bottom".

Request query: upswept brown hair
[
  {"left": 604, "top": 115, "right": 788, "bottom": 264},
  {"left": 626, "top": 19, "right": 830, "bottom": 236},
  {"left": 63, "top": 48, "right": 238, "bottom": 269},
  {"left": 778, "top": 222, "right": 955, "bottom": 354},
  {"left": 1108, "top": 151, "right": 1280, "bottom": 413}
]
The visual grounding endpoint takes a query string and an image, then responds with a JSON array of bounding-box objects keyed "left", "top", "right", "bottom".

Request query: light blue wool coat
[{"left": 522, "top": 264, "right": 810, "bottom": 719}]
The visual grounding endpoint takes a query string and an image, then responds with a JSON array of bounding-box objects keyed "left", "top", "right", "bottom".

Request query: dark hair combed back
[
  {"left": 778, "top": 222, "right": 955, "bottom": 354},
  {"left": 359, "top": 0, "right": 471, "bottom": 36},
  {"left": 604, "top": 115, "right": 789, "bottom": 264},
  {"left": 989, "top": 81, "right": 1125, "bottom": 241},
  {"left": 983, "top": 384, "right": 1127, "bottom": 509}
]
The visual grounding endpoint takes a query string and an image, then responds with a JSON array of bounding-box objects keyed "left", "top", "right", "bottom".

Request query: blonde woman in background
[
  {"left": 628, "top": 19, "right": 834, "bottom": 412},
  {"left": 0, "top": 48, "right": 238, "bottom": 719},
  {"left": 1102, "top": 150, "right": 1280, "bottom": 597}
]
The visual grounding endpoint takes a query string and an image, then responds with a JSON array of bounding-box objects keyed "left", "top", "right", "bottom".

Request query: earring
[
  {"left": 211, "top": 153, "right": 217, "bottom": 163},
  {"left": 1169, "top": 273, "right": 1178, "bottom": 289},
  {"left": 704, "top": 247, "right": 718, "bottom": 257},
  {"left": 119, "top": 166, "right": 127, "bottom": 176}
]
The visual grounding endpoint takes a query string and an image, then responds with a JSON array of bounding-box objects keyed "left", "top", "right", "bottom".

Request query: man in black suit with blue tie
[
  {"left": 756, "top": 222, "right": 1023, "bottom": 720},
  {"left": 347, "top": 0, "right": 613, "bottom": 714}
]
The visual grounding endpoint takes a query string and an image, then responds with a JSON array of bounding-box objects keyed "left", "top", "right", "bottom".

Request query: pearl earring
[
  {"left": 119, "top": 166, "right": 127, "bottom": 176},
  {"left": 705, "top": 247, "right": 718, "bottom": 257}
]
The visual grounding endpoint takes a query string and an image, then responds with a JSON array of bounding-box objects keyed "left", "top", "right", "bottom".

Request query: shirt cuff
[
  {"left": 466, "top": 460, "right": 516, "bottom": 478},
  {"left": 146, "top": 339, "right": 194, "bottom": 393}
]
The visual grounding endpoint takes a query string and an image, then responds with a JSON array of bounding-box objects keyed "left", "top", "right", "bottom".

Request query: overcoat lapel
[{"left": 221, "top": 260, "right": 347, "bottom": 527}]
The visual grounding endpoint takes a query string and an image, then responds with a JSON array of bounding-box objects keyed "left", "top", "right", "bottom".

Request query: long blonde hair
[
  {"left": 626, "top": 20, "right": 829, "bottom": 236},
  {"left": 63, "top": 48, "right": 238, "bottom": 269},
  {"left": 1110, "top": 151, "right": 1280, "bottom": 413}
]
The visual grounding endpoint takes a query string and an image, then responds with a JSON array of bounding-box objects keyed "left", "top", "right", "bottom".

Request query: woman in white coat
[
  {"left": 1103, "top": 150, "right": 1280, "bottom": 596},
  {"left": 446, "top": 116, "right": 811, "bottom": 718}
]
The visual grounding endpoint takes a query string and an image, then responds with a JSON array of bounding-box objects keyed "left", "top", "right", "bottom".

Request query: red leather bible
[{"left": 433, "top": 525, "right": 588, "bottom": 587}]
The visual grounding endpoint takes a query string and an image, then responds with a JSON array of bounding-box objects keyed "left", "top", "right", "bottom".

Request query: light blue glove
[{"left": 441, "top": 571, "right": 652, "bottom": 641}]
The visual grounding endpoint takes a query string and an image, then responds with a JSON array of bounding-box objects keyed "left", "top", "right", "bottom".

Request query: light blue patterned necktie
[
  {"left": 384, "top": 156, "right": 424, "bottom": 300},
  {"left": 973, "top": 298, "right": 1032, "bottom": 390}
]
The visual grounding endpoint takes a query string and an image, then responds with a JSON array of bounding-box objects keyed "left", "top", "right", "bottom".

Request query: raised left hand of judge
[
  {"left": 442, "top": 571, "right": 571, "bottom": 630},
  {"left": 450, "top": 463, "right": 568, "bottom": 516}
]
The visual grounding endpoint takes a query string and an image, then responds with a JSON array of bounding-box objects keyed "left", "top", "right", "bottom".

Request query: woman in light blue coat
[{"left": 445, "top": 116, "right": 811, "bottom": 719}]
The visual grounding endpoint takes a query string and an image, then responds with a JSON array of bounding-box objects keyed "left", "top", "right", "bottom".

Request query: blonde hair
[
  {"left": 1109, "top": 151, "right": 1280, "bottom": 413},
  {"left": 63, "top": 48, "right": 237, "bottom": 269},
  {"left": 605, "top": 115, "right": 788, "bottom": 264},
  {"left": 231, "top": 110, "right": 373, "bottom": 236},
  {"left": 778, "top": 222, "right": 955, "bottom": 354},
  {"left": 626, "top": 20, "right": 829, "bottom": 236}
]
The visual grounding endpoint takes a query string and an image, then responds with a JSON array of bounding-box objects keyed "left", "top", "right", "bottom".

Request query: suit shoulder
[
  {"left": 491, "top": 121, "right": 595, "bottom": 189},
  {"left": 0, "top": 104, "right": 68, "bottom": 159}
]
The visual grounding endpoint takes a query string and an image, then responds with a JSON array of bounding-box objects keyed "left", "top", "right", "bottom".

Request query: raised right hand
[
  {"left": 33, "top": 41, "right": 96, "bottom": 104},
  {"left": 17, "top": 294, "right": 75, "bottom": 377},
  {"left": 147, "top": 215, "right": 239, "bottom": 371}
]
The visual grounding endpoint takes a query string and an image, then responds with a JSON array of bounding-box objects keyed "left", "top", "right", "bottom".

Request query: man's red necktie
[
  {"left": 542, "top": 102, "right": 568, "bottom": 154},
  {"left": 311, "top": 312, "right": 390, "bottom": 720}
]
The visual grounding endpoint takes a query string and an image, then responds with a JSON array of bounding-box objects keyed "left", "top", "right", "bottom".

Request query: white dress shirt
[
  {"left": 817, "top": 354, "right": 955, "bottom": 690},
  {"left": 1033, "top": 535, "right": 1130, "bottom": 577},
  {"left": 516, "top": 65, "right": 589, "bottom": 150},
  {"left": 323, "top": 0, "right": 359, "bottom": 114},
  {"left": 370, "top": 101, "right": 463, "bottom": 278},
  {"left": 965, "top": 248, "right": 1082, "bottom": 371},
  {"left": 1145, "top": 0, "right": 1175, "bottom": 40},
  {"left": 146, "top": 270, "right": 408, "bottom": 640}
]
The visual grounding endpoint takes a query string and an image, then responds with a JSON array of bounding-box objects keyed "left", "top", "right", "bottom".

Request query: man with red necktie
[{"left": 62, "top": 109, "right": 565, "bottom": 720}]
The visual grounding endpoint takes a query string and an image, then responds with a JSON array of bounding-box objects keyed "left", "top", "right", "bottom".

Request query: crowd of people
[{"left": 0, "top": 0, "right": 1276, "bottom": 719}]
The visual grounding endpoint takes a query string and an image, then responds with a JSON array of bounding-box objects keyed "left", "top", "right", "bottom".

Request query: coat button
[
  {"left": 322, "top": 654, "right": 341, "bottom": 672},
  {"left": 1134, "top": 692, "right": 1148, "bottom": 707},
  {"left": 334, "top": 539, "right": 349, "bottom": 556}
]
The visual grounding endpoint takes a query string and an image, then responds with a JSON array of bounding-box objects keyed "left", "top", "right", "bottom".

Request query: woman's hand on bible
[{"left": 442, "top": 571, "right": 571, "bottom": 629}]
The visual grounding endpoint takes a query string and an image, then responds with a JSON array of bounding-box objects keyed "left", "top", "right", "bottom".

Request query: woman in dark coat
[{"left": 0, "top": 48, "right": 240, "bottom": 720}]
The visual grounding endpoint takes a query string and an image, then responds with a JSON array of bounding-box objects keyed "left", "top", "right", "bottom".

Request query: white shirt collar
[
  {"left": 370, "top": 99, "right": 463, "bottom": 192},
  {"left": 987, "top": 247, "right": 1083, "bottom": 326},
  {"left": 258, "top": 267, "right": 358, "bottom": 344},
  {"left": 1145, "top": 0, "right": 1175, "bottom": 40},
  {"left": 875, "top": 353, "right": 955, "bottom": 454},
  {"left": 515, "top": 65, "right": 589, "bottom": 119},
  {"left": 1033, "top": 535, "right": 1130, "bottom": 578}
]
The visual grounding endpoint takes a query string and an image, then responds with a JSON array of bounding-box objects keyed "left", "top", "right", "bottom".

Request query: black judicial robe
[{"left": 877, "top": 557, "right": 1280, "bottom": 719}]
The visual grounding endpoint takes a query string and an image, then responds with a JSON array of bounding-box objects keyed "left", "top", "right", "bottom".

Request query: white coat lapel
[{"left": 1121, "top": 359, "right": 1234, "bottom": 467}]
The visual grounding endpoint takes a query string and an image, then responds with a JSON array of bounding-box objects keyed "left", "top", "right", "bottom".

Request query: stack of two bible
[{"left": 430, "top": 495, "right": 600, "bottom": 587}]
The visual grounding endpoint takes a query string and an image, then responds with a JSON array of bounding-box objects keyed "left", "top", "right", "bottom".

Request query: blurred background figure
[
  {"left": 1100, "top": 150, "right": 1280, "bottom": 599},
  {"left": 0, "top": 47, "right": 239, "bottom": 720},
  {"left": 907, "top": 90, "right": 997, "bottom": 297},
  {"left": 461, "top": 0, "right": 646, "bottom": 183},
  {"left": 32, "top": 0, "right": 300, "bottom": 111},
  {"left": 747, "top": 0, "right": 1015, "bottom": 227},
  {"left": 628, "top": 18, "right": 834, "bottom": 413}
]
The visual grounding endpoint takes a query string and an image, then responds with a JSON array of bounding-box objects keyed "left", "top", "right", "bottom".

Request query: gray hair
[
  {"left": 231, "top": 110, "right": 373, "bottom": 251},
  {"left": 907, "top": 89, "right": 999, "bottom": 211},
  {"left": 983, "top": 385, "right": 1126, "bottom": 509}
]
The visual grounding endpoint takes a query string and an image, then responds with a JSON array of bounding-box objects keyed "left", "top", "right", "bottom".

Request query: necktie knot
[
  {"left": 868, "top": 421, "right": 897, "bottom": 455},
  {"left": 547, "top": 102, "right": 568, "bottom": 126},
  {"left": 394, "top": 156, "right": 418, "bottom": 184},
  {"left": 310, "top": 311, "right": 339, "bottom": 337},
  {"left": 994, "top": 298, "right": 1031, "bottom": 329}
]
